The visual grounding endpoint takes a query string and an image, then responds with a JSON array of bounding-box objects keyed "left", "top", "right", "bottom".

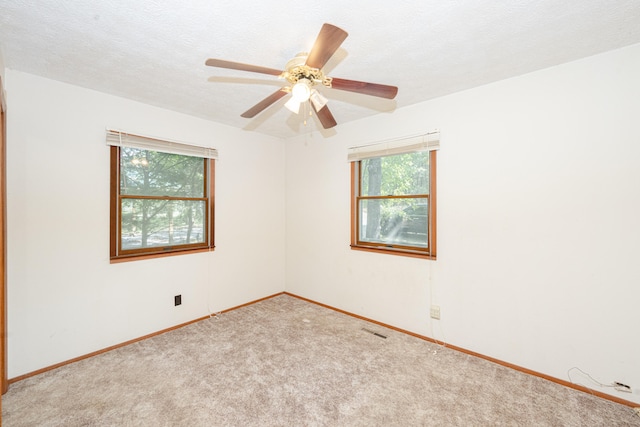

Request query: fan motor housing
[{"left": 282, "top": 52, "right": 332, "bottom": 88}]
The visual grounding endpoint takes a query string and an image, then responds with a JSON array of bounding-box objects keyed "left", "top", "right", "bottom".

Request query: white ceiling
[{"left": 1, "top": 0, "right": 640, "bottom": 139}]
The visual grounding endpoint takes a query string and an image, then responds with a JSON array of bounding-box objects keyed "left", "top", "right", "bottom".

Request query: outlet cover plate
[{"left": 430, "top": 305, "right": 440, "bottom": 320}]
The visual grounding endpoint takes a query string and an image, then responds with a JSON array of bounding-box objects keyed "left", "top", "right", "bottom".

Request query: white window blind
[
  {"left": 347, "top": 131, "right": 440, "bottom": 162},
  {"left": 106, "top": 129, "right": 218, "bottom": 160}
]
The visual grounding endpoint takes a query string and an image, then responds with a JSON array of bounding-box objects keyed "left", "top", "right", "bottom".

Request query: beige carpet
[{"left": 3, "top": 294, "right": 639, "bottom": 426}]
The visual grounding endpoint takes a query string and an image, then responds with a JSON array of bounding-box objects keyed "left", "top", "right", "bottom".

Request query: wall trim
[
  {"left": 282, "top": 292, "right": 638, "bottom": 408},
  {"left": 8, "top": 292, "right": 285, "bottom": 384},
  {"left": 9, "top": 290, "right": 637, "bottom": 409}
]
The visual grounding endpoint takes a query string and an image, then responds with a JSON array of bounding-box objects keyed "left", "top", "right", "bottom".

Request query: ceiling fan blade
[
  {"left": 205, "top": 58, "right": 282, "bottom": 76},
  {"left": 330, "top": 77, "right": 398, "bottom": 99},
  {"left": 241, "top": 89, "right": 288, "bottom": 118},
  {"left": 311, "top": 102, "right": 337, "bottom": 129},
  {"left": 305, "top": 23, "right": 348, "bottom": 70}
]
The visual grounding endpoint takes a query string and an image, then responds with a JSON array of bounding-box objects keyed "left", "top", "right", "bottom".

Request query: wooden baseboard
[
  {"left": 283, "top": 292, "right": 638, "bottom": 408},
  {"left": 9, "top": 290, "right": 637, "bottom": 409},
  {"left": 8, "top": 292, "right": 285, "bottom": 384}
]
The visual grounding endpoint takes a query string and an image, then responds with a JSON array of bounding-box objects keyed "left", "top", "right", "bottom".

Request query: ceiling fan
[{"left": 205, "top": 23, "right": 398, "bottom": 129}]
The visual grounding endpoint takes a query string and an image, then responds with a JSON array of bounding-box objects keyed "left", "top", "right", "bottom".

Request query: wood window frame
[
  {"left": 350, "top": 150, "right": 437, "bottom": 260},
  {"left": 109, "top": 146, "right": 215, "bottom": 263},
  {"left": 1, "top": 74, "right": 7, "bottom": 396}
]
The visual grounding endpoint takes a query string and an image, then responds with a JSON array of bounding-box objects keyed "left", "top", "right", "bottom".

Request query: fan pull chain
[{"left": 303, "top": 101, "right": 310, "bottom": 126}]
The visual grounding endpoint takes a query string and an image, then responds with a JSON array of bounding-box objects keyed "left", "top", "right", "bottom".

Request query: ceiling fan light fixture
[
  {"left": 284, "top": 96, "right": 301, "bottom": 114},
  {"left": 310, "top": 90, "right": 328, "bottom": 111},
  {"left": 205, "top": 23, "right": 397, "bottom": 130},
  {"left": 291, "top": 78, "right": 312, "bottom": 102}
]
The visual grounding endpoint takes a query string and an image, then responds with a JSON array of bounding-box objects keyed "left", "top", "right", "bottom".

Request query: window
[
  {"left": 350, "top": 133, "right": 438, "bottom": 259},
  {"left": 108, "top": 130, "right": 216, "bottom": 261}
]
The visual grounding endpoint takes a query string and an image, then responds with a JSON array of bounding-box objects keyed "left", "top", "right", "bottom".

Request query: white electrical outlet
[{"left": 430, "top": 305, "right": 441, "bottom": 320}]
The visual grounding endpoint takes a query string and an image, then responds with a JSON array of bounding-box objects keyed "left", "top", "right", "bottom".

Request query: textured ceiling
[{"left": 1, "top": 0, "right": 640, "bottom": 139}]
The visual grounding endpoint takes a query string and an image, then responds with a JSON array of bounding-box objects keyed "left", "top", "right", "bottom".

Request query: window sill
[
  {"left": 110, "top": 246, "right": 215, "bottom": 264},
  {"left": 350, "top": 245, "right": 435, "bottom": 260}
]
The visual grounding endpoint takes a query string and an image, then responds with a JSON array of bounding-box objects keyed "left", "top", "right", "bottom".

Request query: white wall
[
  {"left": 5, "top": 42, "right": 640, "bottom": 404},
  {"left": 285, "top": 43, "right": 640, "bottom": 403},
  {"left": 0, "top": 46, "right": 5, "bottom": 84},
  {"left": 5, "top": 70, "right": 286, "bottom": 378}
]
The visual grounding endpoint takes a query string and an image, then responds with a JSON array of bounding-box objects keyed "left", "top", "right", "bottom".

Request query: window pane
[
  {"left": 121, "top": 198, "right": 206, "bottom": 250},
  {"left": 361, "top": 152, "right": 429, "bottom": 197},
  {"left": 120, "top": 147, "right": 204, "bottom": 197},
  {"left": 359, "top": 198, "right": 428, "bottom": 248}
]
